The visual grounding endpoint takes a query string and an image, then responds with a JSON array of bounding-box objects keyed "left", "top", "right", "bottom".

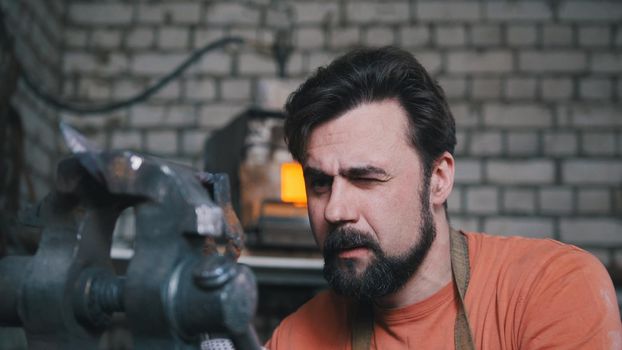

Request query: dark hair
[{"left": 284, "top": 46, "right": 456, "bottom": 177}]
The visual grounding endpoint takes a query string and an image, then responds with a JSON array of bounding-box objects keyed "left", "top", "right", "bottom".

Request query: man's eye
[
  {"left": 308, "top": 177, "right": 331, "bottom": 193},
  {"left": 352, "top": 177, "right": 382, "bottom": 184},
  {"left": 354, "top": 177, "right": 376, "bottom": 182}
]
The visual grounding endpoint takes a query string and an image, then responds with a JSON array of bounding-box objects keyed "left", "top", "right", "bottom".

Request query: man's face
[{"left": 303, "top": 99, "right": 436, "bottom": 300}]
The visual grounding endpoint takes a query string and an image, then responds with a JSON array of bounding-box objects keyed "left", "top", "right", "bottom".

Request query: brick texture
[
  {"left": 483, "top": 103, "right": 553, "bottom": 128},
  {"left": 485, "top": 2, "right": 553, "bottom": 21},
  {"left": 486, "top": 160, "right": 555, "bottom": 184},
  {"left": 563, "top": 160, "right": 622, "bottom": 185},
  {"left": 448, "top": 51, "right": 513, "bottom": 73},
  {"left": 540, "top": 187, "right": 574, "bottom": 214},
  {"left": 484, "top": 217, "right": 554, "bottom": 239},
  {"left": 5, "top": 0, "right": 617, "bottom": 289},
  {"left": 416, "top": 2, "right": 481, "bottom": 22},
  {"left": 68, "top": 3, "right": 133, "bottom": 25},
  {"left": 345, "top": 1, "right": 410, "bottom": 24},
  {"left": 559, "top": 1, "right": 622, "bottom": 21},
  {"left": 519, "top": 51, "right": 587, "bottom": 72},
  {"left": 561, "top": 219, "right": 622, "bottom": 244},
  {"left": 205, "top": 3, "right": 260, "bottom": 25}
]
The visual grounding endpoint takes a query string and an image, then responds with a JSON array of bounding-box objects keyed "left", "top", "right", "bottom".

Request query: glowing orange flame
[{"left": 280, "top": 162, "right": 307, "bottom": 205}]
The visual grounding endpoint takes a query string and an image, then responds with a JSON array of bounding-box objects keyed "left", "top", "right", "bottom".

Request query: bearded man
[{"left": 266, "top": 47, "right": 621, "bottom": 349}]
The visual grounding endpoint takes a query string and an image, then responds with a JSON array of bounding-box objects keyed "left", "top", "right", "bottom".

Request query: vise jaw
[{"left": 0, "top": 124, "right": 260, "bottom": 350}]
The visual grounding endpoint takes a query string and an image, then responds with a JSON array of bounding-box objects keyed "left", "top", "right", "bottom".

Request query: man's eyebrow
[
  {"left": 303, "top": 165, "right": 391, "bottom": 179},
  {"left": 341, "top": 166, "right": 390, "bottom": 179},
  {"left": 302, "top": 166, "right": 328, "bottom": 178}
]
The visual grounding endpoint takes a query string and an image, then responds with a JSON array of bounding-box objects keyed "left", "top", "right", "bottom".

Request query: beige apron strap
[
  {"left": 450, "top": 228, "right": 475, "bottom": 350},
  {"left": 351, "top": 228, "right": 476, "bottom": 350}
]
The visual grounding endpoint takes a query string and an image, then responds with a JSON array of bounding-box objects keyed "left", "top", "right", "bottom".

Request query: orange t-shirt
[{"left": 266, "top": 232, "right": 622, "bottom": 349}]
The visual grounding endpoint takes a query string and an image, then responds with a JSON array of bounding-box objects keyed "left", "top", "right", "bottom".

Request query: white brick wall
[
  {"left": 563, "top": 160, "right": 622, "bottom": 185},
  {"left": 145, "top": 130, "right": 178, "bottom": 155},
  {"left": 485, "top": 2, "right": 553, "bottom": 21},
  {"left": 144, "top": 3, "right": 201, "bottom": 24},
  {"left": 519, "top": 51, "right": 587, "bottom": 72},
  {"left": 91, "top": 29, "right": 121, "bottom": 49},
  {"left": 181, "top": 129, "right": 208, "bottom": 155},
  {"left": 542, "top": 25, "right": 573, "bottom": 46},
  {"left": 484, "top": 217, "right": 554, "bottom": 239},
  {"left": 439, "top": 77, "right": 467, "bottom": 99},
  {"left": 450, "top": 103, "right": 479, "bottom": 128},
  {"left": 400, "top": 26, "right": 430, "bottom": 47},
  {"left": 486, "top": 160, "right": 555, "bottom": 184},
  {"left": 543, "top": 131, "right": 578, "bottom": 156},
  {"left": 205, "top": 3, "right": 260, "bottom": 25},
  {"left": 414, "top": 51, "right": 442, "bottom": 74},
  {"left": 436, "top": 25, "right": 467, "bottom": 47},
  {"left": 239, "top": 53, "right": 276, "bottom": 75},
  {"left": 329, "top": 27, "right": 361, "bottom": 49},
  {"left": 199, "top": 104, "right": 245, "bottom": 128},
  {"left": 577, "top": 189, "right": 611, "bottom": 214},
  {"left": 454, "top": 159, "right": 483, "bottom": 184},
  {"left": 503, "top": 189, "right": 536, "bottom": 214},
  {"left": 559, "top": 1, "right": 622, "bottom": 21},
  {"left": 158, "top": 27, "right": 190, "bottom": 50},
  {"left": 505, "top": 78, "right": 537, "bottom": 99},
  {"left": 561, "top": 219, "right": 622, "bottom": 244},
  {"left": 111, "top": 131, "right": 142, "bottom": 150},
  {"left": 195, "top": 52, "right": 232, "bottom": 75},
  {"left": 365, "top": 27, "right": 395, "bottom": 46},
  {"left": 579, "top": 78, "right": 612, "bottom": 100},
  {"left": 292, "top": 3, "right": 340, "bottom": 25},
  {"left": 591, "top": 53, "right": 622, "bottom": 73},
  {"left": 466, "top": 186, "right": 499, "bottom": 214},
  {"left": 131, "top": 105, "right": 167, "bottom": 127},
  {"left": 471, "top": 25, "right": 502, "bottom": 47},
  {"left": 578, "top": 26, "right": 610, "bottom": 47},
  {"left": 539, "top": 187, "right": 574, "bottom": 214},
  {"left": 568, "top": 105, "right": 622, "bottom": 127},
  {"left": 541, "top": 78, "right": 573, "bottom": 100},
  {"left": 582, "top": 132, "right": 617, "bottom": 155},
  {"left": 126, "top": 28, "right": 155, "bottom": 49},
  {"left": 68, "top": 3, "right": 133, "bottom": 25},
  {"left": 483, "top": 104, "right": 552, "bottom": 128},
  {"left": 19, "top": 0, "right": 615, "bottom": 267},
  {"left": 469, "top": 131, "right": 502, "bottom": 155},
  {"left": 297, "top": 27, "right": 326, "bottom": 49},
  {"left": 221, "top": 79, "right": 252, "bottom": 101},
  {"left": 131, "top": 53, "right": 188, "bottom": 75},
  {"left": 64, "top": 52, "right": 98, "bottom": 73},
  {"left": 416, "top": 2, "right": 481, "bottom": 22},
  {"left": 471, "top": 78, "right": 502, "bottom": 99},
  {"left": 507, "top": 25, "right": 538, "bottom": 46},
  {"left": 506, "top": 132, "right": 538, "bottom": 155},
  {"left": 447, "top": 51, "right": 513, "bottom": 73},
  {"left": 345, "top": 1, "right": 410, "bottom": 24},
  {"left": 185, "top": 78, "right": 216, "bottom": 101}
]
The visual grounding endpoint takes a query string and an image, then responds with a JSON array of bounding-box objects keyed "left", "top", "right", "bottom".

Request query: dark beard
[{"left": 322, "top": 184, "right": 436, "bottom": 301}]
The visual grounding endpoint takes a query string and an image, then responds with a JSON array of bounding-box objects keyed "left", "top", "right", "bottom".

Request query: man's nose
[{"left": 324, "top": 178, "right": 358, "bottom": 224}]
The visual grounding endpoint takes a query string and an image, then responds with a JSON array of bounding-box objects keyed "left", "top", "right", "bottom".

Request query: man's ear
[{"left": 430, "top": 152, "right": 455, "bottom": 206}]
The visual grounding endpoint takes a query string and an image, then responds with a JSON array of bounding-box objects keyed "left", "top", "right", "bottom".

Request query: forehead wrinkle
[{"left": 303, "top": 100, "right": 417, "bottom": 173}]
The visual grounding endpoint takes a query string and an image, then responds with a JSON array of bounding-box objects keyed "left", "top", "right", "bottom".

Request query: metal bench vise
[{"left": 0, "top": 125, "right": 261, "bottom": 350}]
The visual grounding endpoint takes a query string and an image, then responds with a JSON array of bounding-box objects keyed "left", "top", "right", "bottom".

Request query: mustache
[{"left": 323, "top": 227, "right": 381, "bottom": 258}]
